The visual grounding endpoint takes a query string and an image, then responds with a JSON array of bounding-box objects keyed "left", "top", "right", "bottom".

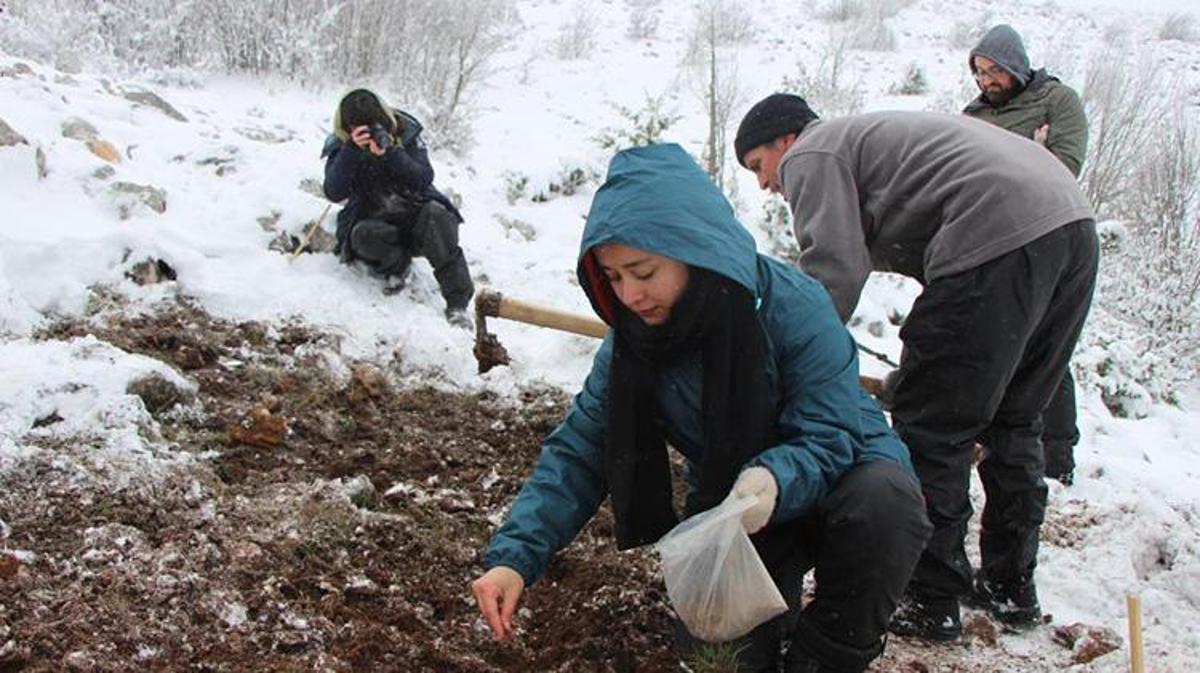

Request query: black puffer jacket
[{"left": 321, "top": 96, "right": 460, "bottom": 260}]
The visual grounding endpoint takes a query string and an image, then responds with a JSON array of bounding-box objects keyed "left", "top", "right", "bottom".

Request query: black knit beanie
[{"left": 735, "top": 93, "right": 819, "bottom": 167}]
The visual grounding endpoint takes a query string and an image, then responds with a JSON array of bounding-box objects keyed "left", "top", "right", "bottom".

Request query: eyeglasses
[{"left": 974, "top": 65, "right": 1009, "bottom": 81}]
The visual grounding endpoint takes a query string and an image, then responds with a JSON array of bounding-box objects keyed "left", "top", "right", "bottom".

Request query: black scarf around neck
[{"left": 602, "top": 266, "right": 773, "bottom": 550}]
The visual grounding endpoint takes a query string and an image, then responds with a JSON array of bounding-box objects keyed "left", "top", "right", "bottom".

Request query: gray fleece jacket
[{"left": 779, "top": 111, "right": 1094, "bottom": 321}]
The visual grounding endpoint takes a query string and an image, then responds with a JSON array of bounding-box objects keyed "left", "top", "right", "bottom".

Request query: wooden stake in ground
[
  {"left": 1127, "top": 593, "right": 1145, "bottom": 673},
  {"left": 290, "top": 203, "right": 333, "bottom": 259}
]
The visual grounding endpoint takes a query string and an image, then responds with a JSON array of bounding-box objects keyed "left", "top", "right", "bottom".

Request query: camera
[{"left": 368, "top": 122, "right": 392, "bottom": 150}]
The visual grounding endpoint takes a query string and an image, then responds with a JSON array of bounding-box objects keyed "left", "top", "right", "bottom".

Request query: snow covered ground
[{"left": 2, "top": 0, "right": 1199, "bottom": 670}]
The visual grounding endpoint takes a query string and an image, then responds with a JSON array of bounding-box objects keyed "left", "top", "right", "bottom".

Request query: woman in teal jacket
[{"left": 472, "top": 144, "right": 930, "bottom": 673}]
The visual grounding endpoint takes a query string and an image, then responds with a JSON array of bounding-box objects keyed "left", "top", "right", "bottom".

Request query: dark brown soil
[{"left": 0, "top": 298, "right": 1073, "bottom": 672}]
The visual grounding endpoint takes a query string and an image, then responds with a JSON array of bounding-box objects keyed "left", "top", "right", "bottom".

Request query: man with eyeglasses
[
  {"left": 965, "top": 24, "right": 1088, "bottom": 489},
  {"left": 734, "top": 93, "right": 1099, "bottom": 644},
  {"left": 966, "top": 25, "right": 1087, "bottom": 177}
]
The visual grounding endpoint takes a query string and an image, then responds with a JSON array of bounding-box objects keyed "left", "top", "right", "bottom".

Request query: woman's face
[{"left": 594, "top": 243, "right": 689, "bottom": 326}]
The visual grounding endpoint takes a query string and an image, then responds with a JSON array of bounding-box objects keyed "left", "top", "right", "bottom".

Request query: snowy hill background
[{"left": 2, "top": 0, "right": 1199, "bottom": 670}]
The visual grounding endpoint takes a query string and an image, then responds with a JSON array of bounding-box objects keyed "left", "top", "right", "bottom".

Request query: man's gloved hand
[{"left": 731, "top": 466, "right": 778, "bottom": 534}]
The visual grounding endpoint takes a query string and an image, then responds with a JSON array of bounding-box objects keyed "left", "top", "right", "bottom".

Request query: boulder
[
  {"left": 0, "top": 117, "right": 28, "bottom": 146},
  {"left": 125, "top": 257, "right": 177, "bottom": 286},
  {"left": 110, "top": 181, "right": 167, "bottom": 219},
  {"left": 61, "top": 117, "right": 98, "bottom": 142},
  {"left": 86, "top": 139, "right": 121, "bottom": 163},
  {"left": 123, "top": 89, "right": 188, "bottom": 122}
]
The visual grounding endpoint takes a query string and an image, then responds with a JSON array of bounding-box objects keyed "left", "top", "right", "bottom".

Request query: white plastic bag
[{"left": 655, "top": 495, "right": 789, "bottom": 642}]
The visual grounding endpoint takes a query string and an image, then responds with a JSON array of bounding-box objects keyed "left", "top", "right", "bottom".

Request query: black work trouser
[
  {"left": 349, "top": 200, "right": 474, "bottom": 310},
  {"left": 675, "top": 461, "right": 931, "bottom": 673},
  {"left": 890, "top": 220, "right": 1098, "bottom": 601},
  {"left": 1041, "top": 369, "right": 1079, "bottom": 479}
]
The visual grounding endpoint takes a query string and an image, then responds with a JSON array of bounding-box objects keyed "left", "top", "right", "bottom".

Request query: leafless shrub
[
  {"left": 1100, "top": 22, "right": 1130, "bottom": 46},
  {"left": 847, "top": 10, "right": 897, "bottom": 51},
  {"left": 626, "top": 0, "right": 661, "bottom": 40},
  {"left": 1158, "top": 13, "right": 1200, "bottom": 42},
  {"left": 814, "top": 0, "right": 864, "bottom": 22},
  {"left": 946, "top": 13, "right": 992, "bottom": 49},
  {"left": 1123, "top": 99, "right": 1200, "bottom": 258},
  {"left": 1079, "top": 48, "right": 1165, "bottom": 217},
  {"left": 384, "top": 0, "right": 518, "bottom": 152},
  {"left": 815, "top": 0, "right": 911, "bottom": 23},
  {"left": 4, "top": 0, "right": 518, "bottom": 152},
  {"left": 925, "top": 75, "right": 979, "bottom": 113},
  {"left": 781, "top": 32, "right": 864, "bottom": 118},
  {"left": 1078, "top": 57, "right": 1200, "bottom": 405},
  {"left": 554, "top": 1, "right": 601, "bottom": 60}
]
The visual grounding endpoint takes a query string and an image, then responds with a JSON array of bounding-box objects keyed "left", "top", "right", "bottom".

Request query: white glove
[{"left": 731, "top": 466, "right": 778, "bottom": 534}]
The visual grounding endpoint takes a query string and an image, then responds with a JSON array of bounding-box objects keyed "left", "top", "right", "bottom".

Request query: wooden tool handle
[
  {"left": 478, "top": 288, "right": 884, "bottom": 392},
  {"left": 495, "top": 296, "right": 610, "bottom": 339}
]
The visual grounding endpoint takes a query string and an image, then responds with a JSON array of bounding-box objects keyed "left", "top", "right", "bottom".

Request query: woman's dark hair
[{"left": 339, "top": 89, "right": 393, "bottom": 133}]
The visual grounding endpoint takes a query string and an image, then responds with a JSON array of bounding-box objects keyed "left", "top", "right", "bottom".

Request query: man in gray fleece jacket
[{"left": 734, "top": 94, "right": 1098, "bottom": 643}]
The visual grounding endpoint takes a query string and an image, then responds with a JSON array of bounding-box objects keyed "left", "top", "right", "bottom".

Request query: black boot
[
  {"left": 965, "top": 576, "right": 1042, "bottom": 628},
  {"left": 444, "top": 306, "right": 473, "bottom": 330},
  {"left": 888, "top": 594, "right": 961, "bottom": 642}
]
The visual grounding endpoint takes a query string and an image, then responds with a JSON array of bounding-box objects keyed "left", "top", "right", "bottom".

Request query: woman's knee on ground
[{"left": 823, "top": 461, "right": 931, "bottom": 551}]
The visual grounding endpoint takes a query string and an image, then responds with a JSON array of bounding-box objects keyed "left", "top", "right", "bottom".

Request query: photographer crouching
[{"left": 322, "top": 88, "right": 475, "bottom": 329}]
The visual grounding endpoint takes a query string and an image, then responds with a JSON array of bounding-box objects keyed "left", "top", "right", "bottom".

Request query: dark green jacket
[{"left": 963, "top": 69, "right": 1088, "bottom": 177}]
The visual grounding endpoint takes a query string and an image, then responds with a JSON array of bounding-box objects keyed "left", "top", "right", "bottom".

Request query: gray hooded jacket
[
  {"left": 778, "top": 111, "right": 1095, "bottom": 321},
  {"left": 969, "top": 24, "right": 1031, "bottom": 86}
]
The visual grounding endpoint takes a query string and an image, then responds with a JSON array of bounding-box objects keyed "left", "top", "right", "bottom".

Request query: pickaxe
[{"left": 472, "top": 287, "right": 884, "bottom": 394}]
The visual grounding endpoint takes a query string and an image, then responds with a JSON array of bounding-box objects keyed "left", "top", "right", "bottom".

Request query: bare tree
[{"left": 685, "top": 0, "right": 751, "bottom": 192}]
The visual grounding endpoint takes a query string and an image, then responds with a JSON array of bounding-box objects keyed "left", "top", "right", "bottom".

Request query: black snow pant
[
  {"left": 675, "top": 461, "right": 932, "bottom": 673},
  {"left": 348, "top": 200, "right": 474, "bottom": 310},
  {"left": 890, "top": 220, "right": 1098, "bottom": 602}
]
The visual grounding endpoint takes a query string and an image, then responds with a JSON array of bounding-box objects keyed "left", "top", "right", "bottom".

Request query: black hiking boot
[
  {"left": 381, "top": 273, "right": 408, "bottom": 296},
  {"left": 965, "top": 576, "right": 1042, "bottom": 629},
  {"left": 889, "top": 595, "right": 961, "bottom": 642},
  {"left": 1046, "top": 469, "right": 1074, "bottom": 486}
]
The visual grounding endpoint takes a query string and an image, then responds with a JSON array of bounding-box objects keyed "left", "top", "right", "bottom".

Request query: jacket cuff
[{"left": 483, "top": 546, "right": 540, "bottom": 587}]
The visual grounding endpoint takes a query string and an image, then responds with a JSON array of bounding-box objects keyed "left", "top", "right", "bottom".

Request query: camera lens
[{"left": 369, "top": 123, "right": 391, "bottom": 150}]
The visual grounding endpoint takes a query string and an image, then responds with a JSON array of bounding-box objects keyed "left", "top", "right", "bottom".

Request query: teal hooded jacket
[{"left": 484, "top": 144, "right": 912, "bottom": 586}]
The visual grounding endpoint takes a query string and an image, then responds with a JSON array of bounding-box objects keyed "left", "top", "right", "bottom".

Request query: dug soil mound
[{"left": 2, "top": 299, "right": 675, "bottom": 672}]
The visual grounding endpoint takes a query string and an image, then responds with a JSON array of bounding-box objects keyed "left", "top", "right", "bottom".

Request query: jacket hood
[
  {"left": 576, "top": 143, "right": 758, "bottom": 325},
  {"left": 331, "top": 89, "right": 421, "bottom": 145},
  {"left": 969, "top": 24, "right": 1032, "bottom": 87}
]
